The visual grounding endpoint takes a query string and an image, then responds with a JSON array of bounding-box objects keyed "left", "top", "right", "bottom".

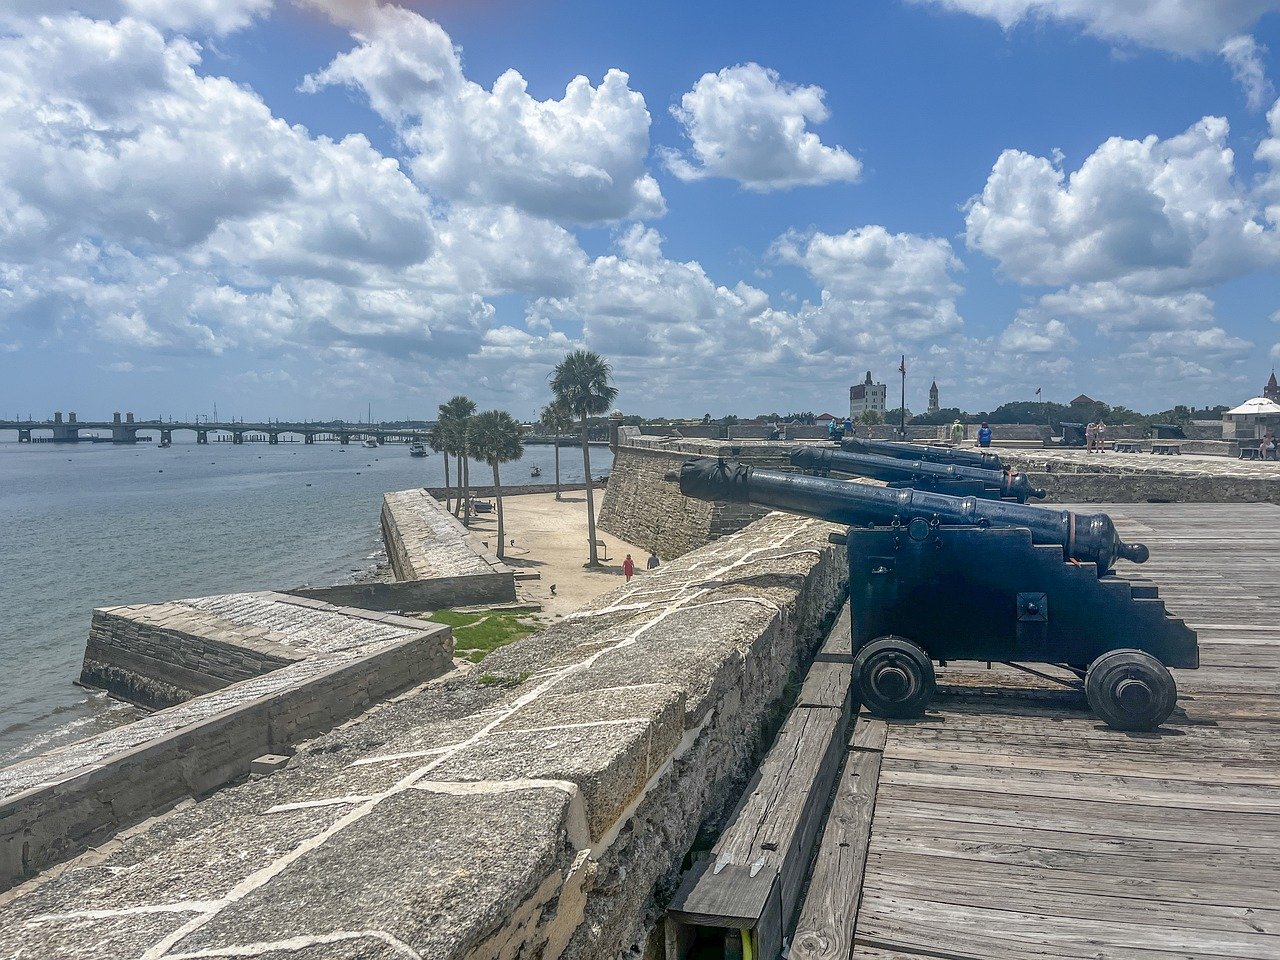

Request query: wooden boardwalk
[{"left": 849, "top": 503, "right": 1280, "bottom": 960}]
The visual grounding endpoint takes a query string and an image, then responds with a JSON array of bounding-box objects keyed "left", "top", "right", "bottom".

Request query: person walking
[
  {"left": 977, "top": 422, "right": 992, "bottom": 448},
  {"left": 623, "top": 554, "right": 635, "bottom": 582},
  {"left": 646, "top": 549, "right": 660, "bottom": 570},
  {"left": 950, "top": 419, "right": 964, "bottom": 445}
]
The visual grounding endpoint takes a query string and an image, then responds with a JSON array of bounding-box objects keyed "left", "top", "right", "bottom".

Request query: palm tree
[
  {"left": 438, "top": 395, "right": 476, "bottom": 520},
  {"left": 551, "top": 350, "right": 618, "bottom": 567},
  {"left": 469, "top": 410, "right": 524, "bottom": 560},
  {"left": 427, "top": 422, "right": 450, "bottom": 508},
  {"left": 538, "top": 400, "right": 574, "bottom": 500}
]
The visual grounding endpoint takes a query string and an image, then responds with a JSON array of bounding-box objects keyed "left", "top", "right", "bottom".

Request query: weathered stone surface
[
  {"left": 0, "top": 508, "right": 846, "bottom": 959},
  {"left": 1, "top": 603, "right": 453, "bottom": 890},
  {"left": 381, "top": 488, "right": 508, "bottom": 581}
]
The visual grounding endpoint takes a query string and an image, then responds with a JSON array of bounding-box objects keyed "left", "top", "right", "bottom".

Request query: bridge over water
[{"left": 0, "top": 411, "right": 429, "bottom": 445}]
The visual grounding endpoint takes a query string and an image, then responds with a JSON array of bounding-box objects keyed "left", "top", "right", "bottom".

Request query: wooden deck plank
[{"left": 851, "top": 503, "right": 1280, "bottom": 960}]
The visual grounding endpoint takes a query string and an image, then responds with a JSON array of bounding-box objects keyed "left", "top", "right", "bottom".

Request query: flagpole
[{"left": 899, "top": 354, "right": 907, "bottom": 439}]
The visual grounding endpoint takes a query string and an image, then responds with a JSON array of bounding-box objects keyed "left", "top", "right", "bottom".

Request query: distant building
[
  {"left": 928, "top": 380, "right": 940, "bottom": 414},
  {"left": 1069, "top": 394, "right": 1098, "bottom": 408},
  {"left": 850, "top": 371, "right": 887, "bottom": 419},
  {"left": 1264, "top": 370, "right": 1279, "bottom": 402}
]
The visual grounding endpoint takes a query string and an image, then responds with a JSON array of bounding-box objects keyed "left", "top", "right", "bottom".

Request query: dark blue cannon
[
  {"left": 840, "top": 436, "right": 1005, "bottom": 472},
  {"left": 669, "top": 458, "right": 1198, "bottom": 730},
  {"left": 791, "top": 445, "right": 1046, "bottom": 503}
]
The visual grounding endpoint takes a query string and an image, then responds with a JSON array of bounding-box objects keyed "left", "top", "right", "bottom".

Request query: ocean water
[{"left": 0, "top": 438, "right": 611, "bottom": 765}]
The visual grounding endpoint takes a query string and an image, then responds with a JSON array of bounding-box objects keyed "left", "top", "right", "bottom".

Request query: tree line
[{"left": 428, "top": 349, "right": 617, "bottom": 567}]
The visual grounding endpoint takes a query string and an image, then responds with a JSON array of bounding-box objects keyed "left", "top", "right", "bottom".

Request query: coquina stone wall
[
  {"left": 0, "top": 511, "right": 847, "bottom": 959},
  {"left": 1, "top": 607, "right": 453, "bottom": 890},
  {"left": 599, "top": 437, "right": 796, "bottom": 558}
]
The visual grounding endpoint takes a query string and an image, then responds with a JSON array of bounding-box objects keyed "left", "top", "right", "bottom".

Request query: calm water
[{"left": 0, "top": 438, "right": 610, "bottom": 764}]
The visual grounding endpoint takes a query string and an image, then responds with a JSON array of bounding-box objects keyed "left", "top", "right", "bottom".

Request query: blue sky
[{"left": 2, "top": 0, "right": 1279, "bottom": 422}]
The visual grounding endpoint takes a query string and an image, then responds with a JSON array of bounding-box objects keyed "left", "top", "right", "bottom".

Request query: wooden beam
[{"left": 789, "top": 717, "right": 887, "bottom": 960}]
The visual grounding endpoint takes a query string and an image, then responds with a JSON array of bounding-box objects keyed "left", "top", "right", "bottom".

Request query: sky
[{"left": 2, "top": 0, "right": 1280, "bottom": 422}]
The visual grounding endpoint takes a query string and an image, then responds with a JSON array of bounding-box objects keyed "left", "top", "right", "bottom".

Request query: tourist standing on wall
[
  {"left": 1085, "top": 421, "right": 1097, "bottom": 453},
  {"left": 950, "top": 419, "right": 964, "bottom": 445},
  {"left": 1096, "top": 421, "right": 1108, "bottom": 452},
  {"left": 977, "top": 422, "right": 992, "bottom": 448},
  {"left": 623, "top": 554, "right": 635, "bottom": 582}
]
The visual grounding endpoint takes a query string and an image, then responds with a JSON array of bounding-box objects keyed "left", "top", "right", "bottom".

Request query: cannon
[
  {"left": 792, "top": 445, "right": 1046, "bottom": 503},
  {"left": 670, "top": 458, "right": 1198, "bottom": 730},
  {"left": 840, "top": 436, "right": 1005, "bottom": 472}
]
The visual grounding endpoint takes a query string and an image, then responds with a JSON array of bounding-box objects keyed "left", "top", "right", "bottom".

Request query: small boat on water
[
  {"left": 409, "top": 442, "right": 427, "bottom": 457},
  {"left": 158, "top": 438, "right": 172, "bottom": 449},
  {"left": 530, "top": 464, "right": 542, "bottom": 477},
  {"left": 362, "top": 438, "right": 378, "bottom": 449}
]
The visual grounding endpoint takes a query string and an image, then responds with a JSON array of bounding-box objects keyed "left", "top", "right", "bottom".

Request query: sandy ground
[{"left": 460, "top": 489, "right": 649, "bottom": 618}]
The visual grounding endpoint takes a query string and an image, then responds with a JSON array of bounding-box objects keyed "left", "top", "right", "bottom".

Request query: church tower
[
  {"left": 1265, "top": 370, "right": 1279, "bottom": 402},
  {"left": 928, "top": 380, "right": 940, "bottom": 414}
]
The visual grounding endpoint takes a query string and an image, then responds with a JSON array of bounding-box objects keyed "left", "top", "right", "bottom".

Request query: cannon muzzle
[
  {"left": 674, "top": 458, "right": 1146, "bottom": 574},
  {"left": 792, "top": 446, "right": 1046, "bottom": 503}
]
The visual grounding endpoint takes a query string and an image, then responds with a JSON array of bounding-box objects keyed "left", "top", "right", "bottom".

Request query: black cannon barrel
[
  {"left": 670, "top": 459, "right": 1147, "bottom": 573},
  {"left": 840, "top": 436, "right": 1005, "bottom": 472},
  {"left": 792, "top": 446, "right": 1046, "bottom": 503}
]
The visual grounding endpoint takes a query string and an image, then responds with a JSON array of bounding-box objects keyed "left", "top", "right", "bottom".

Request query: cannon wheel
[
  {"left": 853, "top": 636, "right": 935, "bottom": 719},
  {"left": 1085, "top": 649, "right": 1177, "bottom": 731}
]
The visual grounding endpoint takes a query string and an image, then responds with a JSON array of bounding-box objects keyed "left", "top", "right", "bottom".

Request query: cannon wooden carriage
[{"left": 670, "top": 458, "right": 1198, "bottom": 730}]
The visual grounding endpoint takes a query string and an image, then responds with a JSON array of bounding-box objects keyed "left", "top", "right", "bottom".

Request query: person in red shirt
[{"left": 623, "top": 554, "right": 635, "bottom": 582}]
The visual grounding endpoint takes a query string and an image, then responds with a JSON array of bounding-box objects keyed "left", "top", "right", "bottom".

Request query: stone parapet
[
  {"left": 1, "top": 604, "right": 453, "bottom": 890},
  {"left": 0, "top": 510, "right": 846, "bottom": 959},
  {"left": 79, "top": 591, "right": 429, "bottom": 709}
]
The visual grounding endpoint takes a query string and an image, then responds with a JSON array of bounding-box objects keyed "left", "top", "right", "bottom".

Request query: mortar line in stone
[
  {"left": 264, "top": 796, "right": 376, "bottom": 814},
  {"left": 349, "top": 745, "right": 459, "bottom": 766},
  {"left": 139, "top": 526, "right": 825, "bottom": 960},
  {"left": 30, "top": 901, "right": 224, "bottom": 923},
  {"left": 490, "top": 717, "right": 651, "bottom": 735},
  {"left": 160, "top": 929, "right": 422, "bottom": 959}
]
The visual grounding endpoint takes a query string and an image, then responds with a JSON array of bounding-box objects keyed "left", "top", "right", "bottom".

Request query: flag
[
  {"left": 898, "top": 358, "right": 906, "bottom": 375},
  {"left": 1035, "top": 387, "right": 1042, "bottom": 396}
]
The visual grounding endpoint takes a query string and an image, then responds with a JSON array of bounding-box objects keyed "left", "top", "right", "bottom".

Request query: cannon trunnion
[{"left": 670, "top": 458, "right": 1199, "bottom": 730}]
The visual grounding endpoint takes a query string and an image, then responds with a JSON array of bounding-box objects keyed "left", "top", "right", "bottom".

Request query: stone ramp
[
  {"left": 846, "top": 502, "right": 1280, "bottom": 959},
  {"left": 0, "top": 510, "right": 846, "bottom": 958},
  {"left": 380, "top": 488, "right": 508, "bottom": 581}
]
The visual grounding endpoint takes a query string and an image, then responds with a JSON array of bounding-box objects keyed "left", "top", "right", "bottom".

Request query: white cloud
[
  {"left": 965, "top": 116, "right": 1277, "bottom": 293},
  {"left": 0, "top": 14, "right": 594, "bottom": 373},
  {"left": 1, "top": 0, "right": 273, "bottom": 35},
  {"left": 998, "top": 314, "right": 1076, "bottom": 353},
  {"left": 301, "top": 5, "right": 663, "bottom": 224},
  {"left": 1035, "top": 284, "right": 1216, "bottom": 335},
  {"left": 1221, "top": 35, "right": 1275, "bottom": 110},
  {"left": 1253, "top": 97, "right": 1280, "bottom": 224},
  {"left": 661, "top": 63, "right": 861, "bottom": 191},
  {"left": 905, "top": 0, "right": 1280, "bottom": 55},
  {"left": 773, "top": 226, "right": 964, "bottom": 341}
]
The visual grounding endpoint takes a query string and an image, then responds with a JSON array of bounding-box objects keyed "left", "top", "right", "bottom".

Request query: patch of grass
[{"left": 430, "top": 609, "right": 538, "bottom": 663}]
